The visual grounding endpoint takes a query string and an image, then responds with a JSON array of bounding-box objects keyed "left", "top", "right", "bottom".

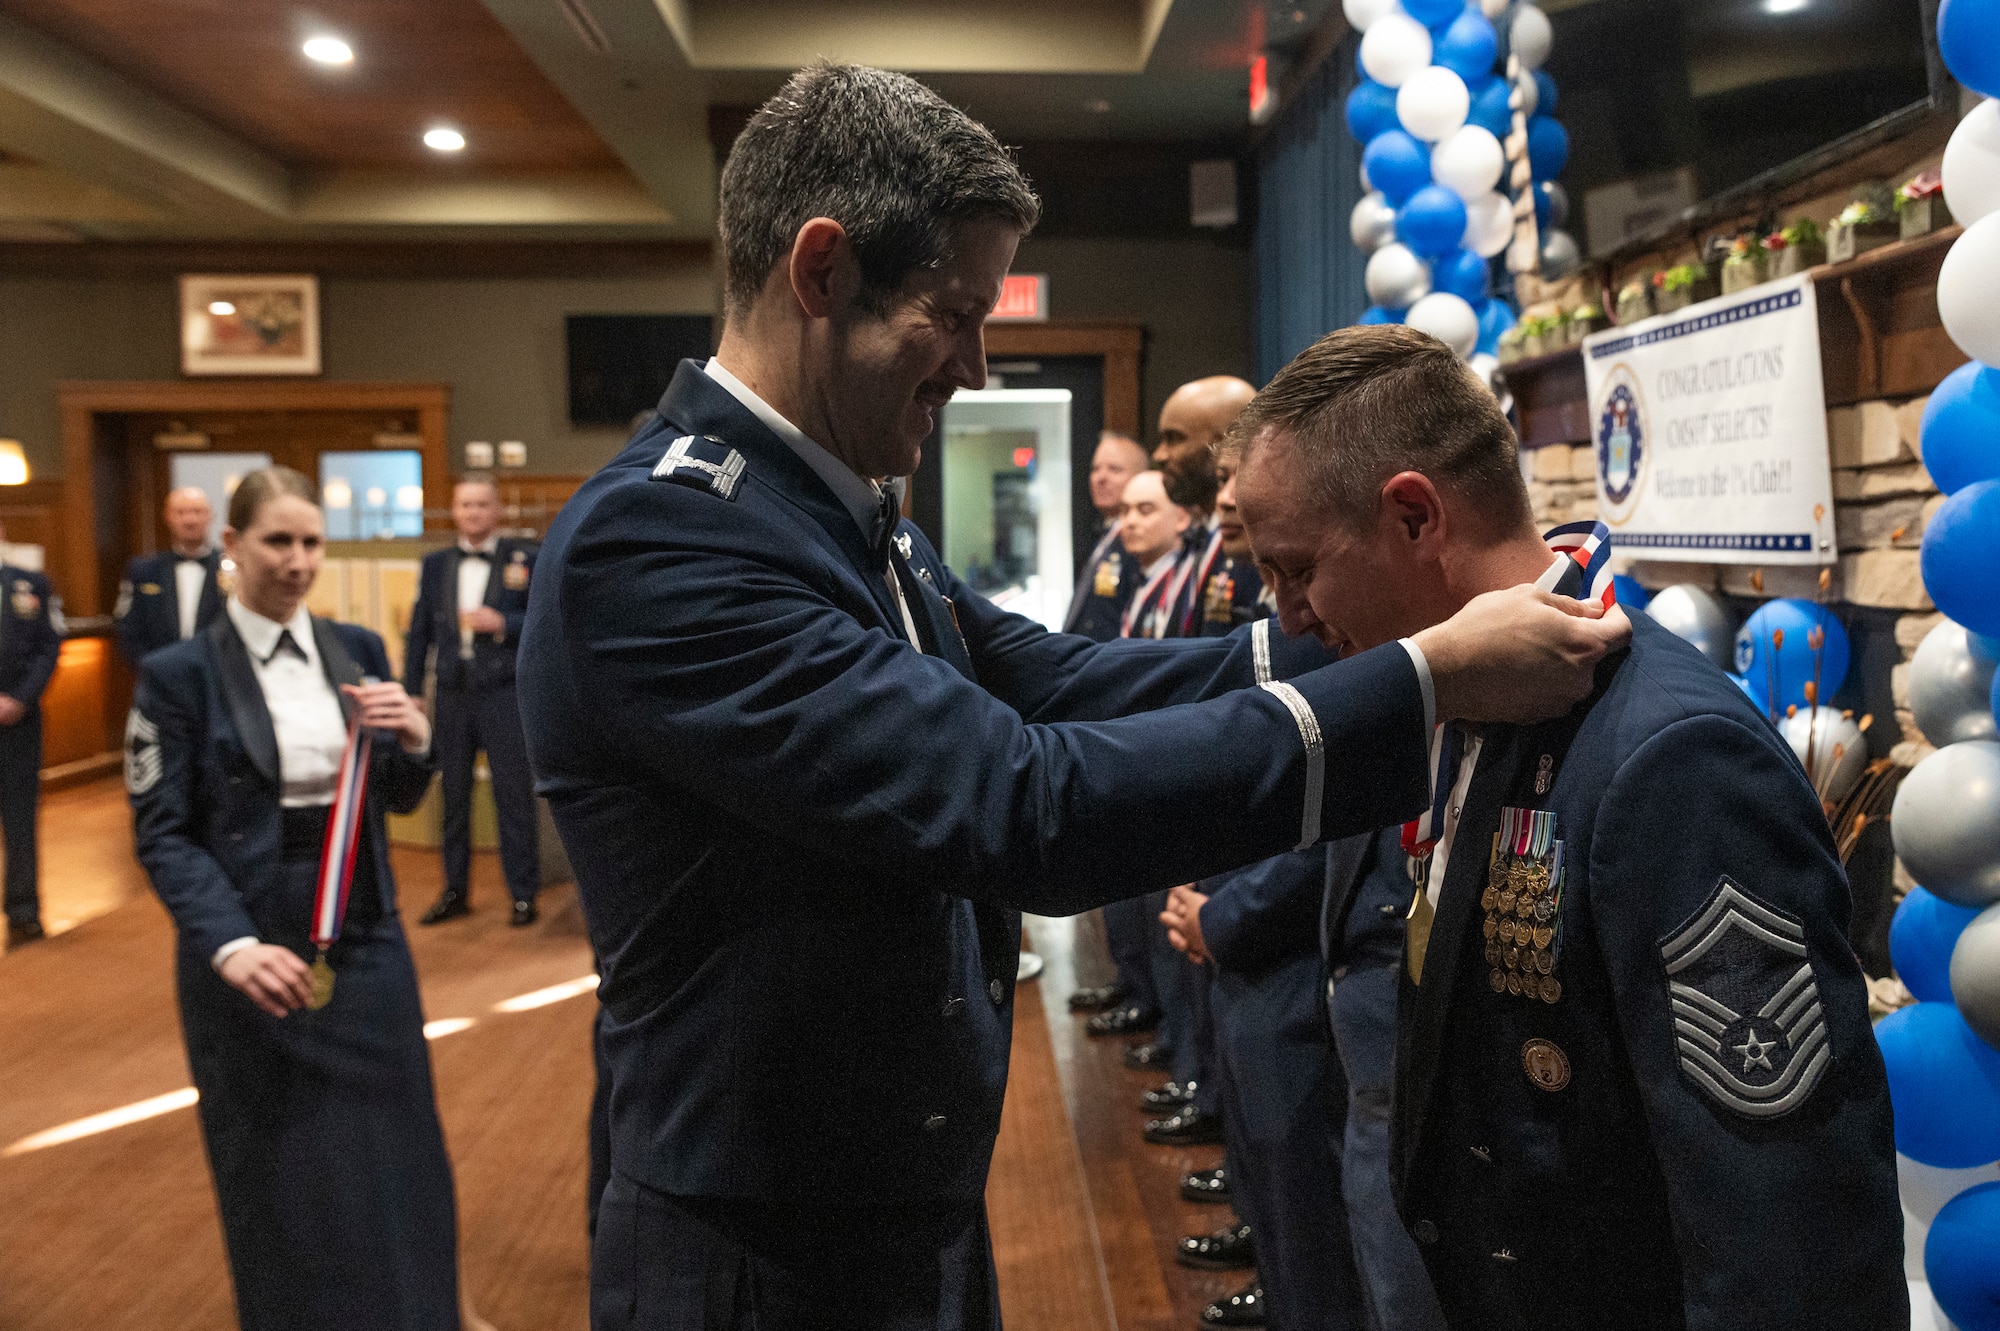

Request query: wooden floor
[{"left": 1, "top": 779, "right": 1243, "bottom": 1330}]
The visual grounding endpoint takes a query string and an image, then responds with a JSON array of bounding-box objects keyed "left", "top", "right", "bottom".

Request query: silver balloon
[
  {"left": 1779, "top": 706, "right": 1869, "bottom": 806},
  {"left": 1365, "top": 243, "right": 1433, "bottom": 309},
  {"left": 1910, "top": 619, "right": 2000, "bottom": 748},
  {"left": 1350, "top": 190, "right": 1399, "bottom": 253},
  {"left": 1539, "top": 228, "right": 1581, "bottom": 281},
  {"left": 1892, "top": 740, "right": 2000, "bottom": 908},
  {"left": 1952, "top": 902, "right": 2000, "bottom": 1051},
  {"left": 1544, "top": 180, "right": 1569, "bottom": 230},
  {"left": 1645, "top": 584, "right": 1736, "bottom": 669}
]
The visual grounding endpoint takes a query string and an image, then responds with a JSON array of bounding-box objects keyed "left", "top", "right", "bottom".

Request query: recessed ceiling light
[
  {"left": 207, "top": 300, "right": 235, "bottom": 316},
  {"left": 1084, "top": 98, "right": 1112, "bottom": 114},
  {"left": 302, "top": 35, "right": 353, "bottom": 65},
  {"left": 1762, "top": 0, "right": 1808, "bottom": 12},
  {"left": 423, "top": 127, "right": 466, "bottom": 152}
]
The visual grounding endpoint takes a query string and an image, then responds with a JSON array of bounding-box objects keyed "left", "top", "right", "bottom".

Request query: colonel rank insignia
[
  {"left": 1660, "top": 877, "right": 1829, "bottom": 1119},
  {"left": 1481, "top": 806, "right": 1567, "bottom": 1004},
  {"left": 652, "top": 435, "right": 747, "bottom": 500}
]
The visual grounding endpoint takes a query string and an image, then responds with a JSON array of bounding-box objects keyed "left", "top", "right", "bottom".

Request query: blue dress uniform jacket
[
  {"left": 518, "top": 361, "right": 1432, "bottom": 1216},
  {"left": 1065, "top": 535, "right": 1140, "bottom": 642},
  {"left": 115, "top": 549, "right": 223, "bottom": 664},
  {"left": 0, "top": 565, "right": 60, "bottom": 927},
  {"left": 0, "top": 567, "right": 59, "bottom": 706},
  {"left": 1193, "top": 555, "right": 1270, "bottom": 640},
  {"left": 1391, "top": 612, "right": 1904, "bottom": 1331},
  {"left": 402, "top": 538, "right": 536, "bottom": 694}
]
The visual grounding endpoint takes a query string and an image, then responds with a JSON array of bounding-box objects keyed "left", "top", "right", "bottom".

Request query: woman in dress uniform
[{"left": 127, "top": 467, "right": 460, "bottom": 1331}]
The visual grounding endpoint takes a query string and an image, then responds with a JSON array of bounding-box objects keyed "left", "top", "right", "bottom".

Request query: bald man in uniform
[{"left": 115, "top": 488, "right": 226, "bottom": 665}]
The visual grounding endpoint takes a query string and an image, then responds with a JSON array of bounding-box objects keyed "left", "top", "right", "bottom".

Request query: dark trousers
[
  {"left": 592, "top": 1175, "right": 1000, "bottom": 1331},
  {"left": 589, "top": 1005, "right": 613, "bottom": 1237},
  {"left": 1327, "top": 963, "right": 1447, "bottom": 1331},
  {"left": 434, "top": 682, "right": 539, "bottom": 905},
  {"left": 1101, "top": 896, "right": 1159, "bottom": 1014},
  {"left": 0, "top": 709, "right": 41, "bottom": 924}
]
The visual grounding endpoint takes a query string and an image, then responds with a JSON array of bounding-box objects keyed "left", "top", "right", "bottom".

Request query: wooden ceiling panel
[{"left": 0, "top": 0, "right": 618, "bottom": 169}]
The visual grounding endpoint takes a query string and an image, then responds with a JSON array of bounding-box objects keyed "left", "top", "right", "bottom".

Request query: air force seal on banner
[
  {"left": 1595, "top": 364, "right": 1647, "bottom": 523},
  {"left": 124, "top": 707, "right": 161, "bottom": 796},
  {"left": 652, "top": 435, "right": 747, "bottom": 500},
  {"left": 1661, "top": 876, "right": 1829, "bottom": 1119}
]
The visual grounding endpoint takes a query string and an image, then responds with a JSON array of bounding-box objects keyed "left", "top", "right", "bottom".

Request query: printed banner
[{"left": 1581, "top": 275, "right": 1835, "bottom": 565}]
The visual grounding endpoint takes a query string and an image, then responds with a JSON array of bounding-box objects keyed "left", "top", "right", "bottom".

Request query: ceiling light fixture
[
  {"left": 302, "top": 35, "right": 353, "bottom": 65},
  {"left": 1762, "top": 0, "right": 1808, "bottom": 12},
  {"left": 423, "top": 127, "right": 466, "bottom": 152},
  {"left": 1084, "top": 98, "right": 1112, "bottom": 114},
  {"left": 207, "top": 300, "right": 235, "bottom": 316}
]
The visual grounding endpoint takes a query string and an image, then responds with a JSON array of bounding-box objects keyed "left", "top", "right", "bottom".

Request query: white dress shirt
[
  {"left": 174, "top": 550, "right": 211, "bottom": 641},
  {"left": 704, "top": 358, "right": 925, "bottom": 651},
  {"left": 456, "top": 537, "right": 498, "bottom": 659}
]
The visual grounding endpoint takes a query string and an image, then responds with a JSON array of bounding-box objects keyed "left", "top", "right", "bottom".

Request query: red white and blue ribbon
[
  {"left": 1401, "top": 720, "right": 1466, "bottom": 861},
  {"left": 1542, "top": 519, "right": 1615, "bottom": 607},
  {"left": 1175, "top": 528, "right": 1228, "bottom": 637},
  {"left": 310, "top": 707, "right": 373, "bottom": 953}
]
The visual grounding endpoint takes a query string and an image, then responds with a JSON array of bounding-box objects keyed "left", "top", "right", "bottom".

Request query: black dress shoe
[
  {"left": 1086, "top": 1004, "right": 1160, "bottom": 1037},
  {"left": 1201, "top": 1279, "right": 1266, "bottom": 1326},
  {"left": 1177, "top": 1222, "right": 1256, "bottom": 1270},
  {"left": 1181, "top": 1166, "right": 1232, "bottom": 1204},
  {"left": 419, "top": 894, "right": 470, "bottom": 925},
  {"left": 1067, "top": 983, "right": 1128, "bottom": 1012},
  {"left": 5, "top": 917, "right": 45, "bottom": 946},
  {"left": 1140, "top": 1080, "right": 1195, "bottom": 1112},
  {"left": 1122, "top": 1041, "right": 1173, "bottom": 1070},
  {"left": 1144, "top": 1106, "right": 1224, "bottom": 1146},
  {"left": 510, "top": 899, "right": 539, "bottom": 927}
]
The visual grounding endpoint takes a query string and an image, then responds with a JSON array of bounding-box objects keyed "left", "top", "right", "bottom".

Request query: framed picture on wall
[{"left": 178, "top": 273, "right": 322, "bottom": 376}]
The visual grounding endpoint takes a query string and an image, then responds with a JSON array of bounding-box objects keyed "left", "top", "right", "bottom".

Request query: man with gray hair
[
  {"left": 115, "top": 487, "right": 225, "bottom": 664},
  {"left": 519, "top": 64, "right": 1626, "bottom": 1329}
]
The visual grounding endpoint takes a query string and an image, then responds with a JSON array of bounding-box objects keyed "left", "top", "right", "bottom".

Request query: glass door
[{"left": 937, "top": 388, "right": 1074, "bottom": 630}]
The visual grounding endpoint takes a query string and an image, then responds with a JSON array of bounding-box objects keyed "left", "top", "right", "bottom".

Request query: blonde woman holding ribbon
[{"left": 127, "top": 466, "right": 460, "bottom": 1331}]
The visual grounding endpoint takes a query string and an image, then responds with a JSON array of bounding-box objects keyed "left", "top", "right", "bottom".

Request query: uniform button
[
  {"left": 941, "top": 996, "right": 965, "bottom": 1019},
  {"left": 988, "top": 978, "right": 1006, "bottom": 1006},
  {"left": 924, "top": 1114, "right": 948, "bottom": 1133},
  {"left": 1377, "top": 903, "right": 1398, "bottom": 915},
  {"left": 1413, "top": 1220, "right": 1439, "bottom": 1245}
]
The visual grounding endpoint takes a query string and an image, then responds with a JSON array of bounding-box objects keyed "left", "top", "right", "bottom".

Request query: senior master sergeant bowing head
[
  {"left": 1231, "top": 323, "right": 1905, "bottom": 1331},
  {"left": 517, "top": 62, "right": 1630, "bottom": 1331}
]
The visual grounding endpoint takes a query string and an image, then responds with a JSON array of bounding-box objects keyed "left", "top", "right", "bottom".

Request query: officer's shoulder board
[{"left": 652, "top": 434, "right": 747, "bottom": 501}]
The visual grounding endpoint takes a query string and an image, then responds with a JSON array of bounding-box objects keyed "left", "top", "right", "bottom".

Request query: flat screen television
[
  {"left": 1546, "top": 0, "right": 1954, "bottom": 258},
  {"left": 566, "top": 314, "right": 716, "bottom": 427}
]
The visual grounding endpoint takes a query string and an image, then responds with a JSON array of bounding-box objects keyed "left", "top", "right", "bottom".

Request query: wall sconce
[
  {"left": 498, "top": 440, "right": 527, "bottom": 469},
  {"left": 465, "top": 441, "right": 494, "bottom": 469},
  {"left": 0, "top": 440, "right": 28, "bottom": 486}
]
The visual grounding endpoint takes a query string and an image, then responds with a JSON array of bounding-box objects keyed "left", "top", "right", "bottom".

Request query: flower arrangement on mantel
[
  {"left": 1722, "top": 234, "right": 1768, "bottom": 294},
  {"left": 1653, "top": 261, "right": 1717, "bottom": 313},
  {"left": 1763, "top": 217, "right": 1826, "bottom": 276},
  {"left": 1895, "top": 170, "right": 1952, "bottom": 240},
  {"left": 1829, "top": 193, "right": 1899, "bottom": 262}
]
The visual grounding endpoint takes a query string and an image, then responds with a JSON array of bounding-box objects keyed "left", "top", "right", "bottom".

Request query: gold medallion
[
  {"left": 1508, "top": 860, "right": 1533, "bottom": 894},
  {"left": 1485, "top": 940, "right": 1500, "bottom": 967},
  {"left": 1521, "top": 1038, "right": 1571, "bottom": 1092},
  {"left": 1481, "top": 887, "right": 1498, "bottom": 912},
  {"left": 1483, "top": 916, "right": 1499, "bottom": 940},
  {"left": 1502, "top": 944, "right": 1518, "bottom": 970},
  {"left": 1539, "top": 976, "right": 1562, "bottom": 1004},
  {"left": 1534, "top": 949, "right": 1554, "bottom": 975},
  {"left": 1489, "top": 969, "right": 1507, "bottom": 993},
  {"left": 307, "top": 955, "right": 336, "bottom": 1010},
  {"left": 1506, "top": 972, "right": 1523, "bottom": 996},
  {"left": 1516, "top": 893, "right": 1536, "bottom": 919},
  {"left": 1499, "top": 918, "right": 1516, "bottom": 944},
  {"left": 1533, "top": 925, "right": 1554, "bottom": 949},
  {"left": 1498, "top": 889, "right": 1518, "bottom": 916}
]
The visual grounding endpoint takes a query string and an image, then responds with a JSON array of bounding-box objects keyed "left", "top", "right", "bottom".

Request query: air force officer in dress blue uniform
[
  {"left": 517, "top": 64, "right": 1628, "bottom": 1331},
  {"left": 0, "top": 524, "right": 59, "bottom": 948},
  {"left": 127, "top": 468, "right": 459, "bottom": 1331},
  {"left": 114, "top": 487, "right": 226, "bottom": 665},
  {"left": 1233, "top": 326, "right": 1904, "bottom": 1331}
]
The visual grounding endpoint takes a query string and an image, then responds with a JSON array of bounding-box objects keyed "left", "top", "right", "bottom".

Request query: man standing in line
[
  {"left": 519, "top": 64, "right": 1626, "bottom": 1330},
  {"left": 1062, "top": 430, "right": 1149, "bottom": 643},
  {"left": 1233, "top": 324, "right": 1903, "bottom": 1330},
  {"left": 0, "top": 521, "right": 60, "bottom": 947},
  {"left": 114, "top": 488, "right": 225, "bottom": 664},
  {"left": 405, "top": 476, "right": 542, "bottom": 927}
]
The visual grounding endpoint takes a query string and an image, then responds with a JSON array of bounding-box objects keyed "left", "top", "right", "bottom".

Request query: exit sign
[{"left": 989, "top": 273, "right": 1047, "bottom": 322}]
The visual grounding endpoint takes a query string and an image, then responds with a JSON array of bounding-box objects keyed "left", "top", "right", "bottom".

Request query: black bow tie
[
  {"left": 176, "top": 552, "right": 207, "bottom": 564},
  {"left": 873, "top": 484, "right": 903, "bottom": 570},
  {"left": 460, "top": 548, "right": 490, "bottom": 562},
  {"left": 263, "top": 628, "right": 307, "bottom": 665}
]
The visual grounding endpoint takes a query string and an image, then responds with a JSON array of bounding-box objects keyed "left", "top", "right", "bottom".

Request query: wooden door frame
[
  {"left": 983, "top": 322, "right": 1144, "bottom": 438},
  {"left": 56, "top": 380, "right": 449, "bottom": 616}
]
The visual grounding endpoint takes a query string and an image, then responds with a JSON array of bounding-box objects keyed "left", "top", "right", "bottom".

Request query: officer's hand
[
  {"left": 465, "top": 606, "right": 505, "bottom": 636},
  {"left": 1161, "top": 885, "right": 1210, "bottom": 964},
  {"left": 1414, "top": 586, "right": 1632, "bottom": 725},
  {"left": 0, "top": 695, "right": 23, "bottom": 727},
  {"left": 219, "top": 944, "right": 314, "bottom": 1018},
  {"left": 342, "top": 682, "right": 431, "bottom": 754}
]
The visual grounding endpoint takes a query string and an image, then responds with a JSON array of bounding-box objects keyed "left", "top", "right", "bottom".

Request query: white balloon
[
  {"left": 1469, "top": 351, "right": 1501, "bottom": 387},
  {"left": 1515, "top": 69, "right": 1540, "bottom": 117},
  {"left": 1432, "top": 125, "right": 1505, "bottom": 201},
  {"left": 1397, "top": 65, "right": 1470, "bottom": 142},
  {"left": 1938, "top": 212, "right": 2000, "bottom": 369},
  {"left": 1462, "top": 190, "right": 1515, "bottom": 257},
  {"left": 1778, "top": 706, "right": 1870, "bottom": 807},
  {"left": 1511, "top": 4, "right": 1553, "bottom": 68},
  {"left": 1351, "top": 190, "right": 1400, "bottom": 252},
  {"left": 1407, "top": 291, "right": 1480, "bottom": 359},
  {"left": 1343, "top": 0, "right": 1404, "bottom": 34},
  {"left": 1366, "top": 242, "right": 1434, "bottom": 308},
  {"left": 1942, "top": 97, "right": 2000, "bottom": 229},
  {"left": 1360, "top": 159, "right": 1373, "bottom": 192},
  {"left": 1360, "top": 13, "right": 1434, "bottom": 89}
]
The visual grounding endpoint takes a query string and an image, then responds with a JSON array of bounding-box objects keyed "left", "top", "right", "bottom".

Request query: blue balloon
[
  {"left": 1534, "top": 69, "right": 1559, "bottom": 115},
  {"left": 1434, "top": 248, "right": 1490, "bottom": 301},
  {"left": 1467, "top": 76, "right": 1513, "bottom": 137},
  {"left": 1611, "top": 574, "right": 1651, "bottom": 610},
  {"left": 1733, "top": 599, "right": 1851, "bottom": 712},
  {"left": 1923, "top": 479, "right": 2000, "bottom": 639},
  {"left": 1939, "top": 0, "right": 2000, "bottom": 100},
  {"left": 1363, "top": 129, "right": 1432, "bottom": 206},
  {"left": 1527, "top": 115, "right": 1569, "bottom": 181},
  {"left": 1922, "top": 361, "right": 2000, "bottom": 496},
  {"left": 1891, "top": 887, "right": 1983, "bottom": 1004},
  {"left": 1875, "top": 1002, "right": 2000, "bottom": 1167},
  {"left": 1928, "top": 1181, "right": 2000, "bottom": 1331},
  {"left": 1434, "top": 9, "right": 1499, "bottom": 82},
  {"left": 1345, "top": 79, "right": 1401, "bottom": 146},
  {"left": 1475, "top": 297, "right": 1514, "bottom": 355},
  {"left": 1403, "top": 0, "right": 1464, "bottom": 28},
  {"left": 1397, "top": 185, "right": 1470, "bottom": 259},
  {"left": 1357, "top": 305, "right": 1405, "bottom": 325}
]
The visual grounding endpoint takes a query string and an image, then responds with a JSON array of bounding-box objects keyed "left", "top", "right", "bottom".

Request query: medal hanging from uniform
[
  {"left": 1480, "top": 806, "right": 1567, "bottom": 1005},
  {"left": 306, "top": 706, "right": 373, "bottom": 1010}
]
